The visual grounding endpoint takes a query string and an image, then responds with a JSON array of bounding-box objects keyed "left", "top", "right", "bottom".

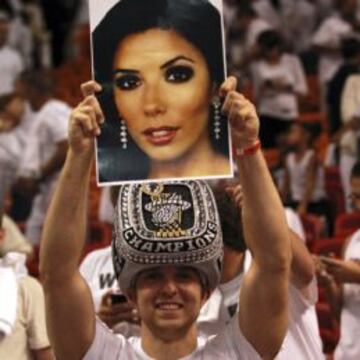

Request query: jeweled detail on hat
[
  {"left": 122, "top": 220, "right": 217, "bottom": 254},
  {"left": 141, "top": 183, "right": 191, "bottom": 238}
]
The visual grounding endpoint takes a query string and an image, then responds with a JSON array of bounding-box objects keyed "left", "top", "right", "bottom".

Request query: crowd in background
[{"left": 1, "top": 0, "right": 360, "bottom": 359}]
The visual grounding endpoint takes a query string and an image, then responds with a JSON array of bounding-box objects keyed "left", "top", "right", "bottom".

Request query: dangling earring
[
  {"left": 212, "top": 97, "right": 221, "bottom": 141},
  {"left": 120, "top": 119, "right": 128, "bottom": 150}
]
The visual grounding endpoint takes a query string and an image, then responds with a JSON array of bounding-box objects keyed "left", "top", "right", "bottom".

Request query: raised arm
[
  {"left": 221, "top": 77, "right": 291, "bottom": 359},
  {"left": 39, "top": 82, "right": 104, "bottom": 360}
]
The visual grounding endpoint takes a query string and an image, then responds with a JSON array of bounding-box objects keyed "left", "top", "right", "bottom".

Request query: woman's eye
[
  {"left": 114, "top": 74, "right": 141, "bottom": 90},
  {"left": 166, "top": 66, "right": 194, "bottom": 83}
]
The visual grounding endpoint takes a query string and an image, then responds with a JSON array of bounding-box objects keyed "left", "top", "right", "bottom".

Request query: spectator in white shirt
[
  {"left": 312, "top": 0, "right": 360, "bottom": 103},
  {"left": 0, "top": 93, "right": 33, "bottom": 212},
  {"left": 14, "top": 70, "right": 70, "bottom": 245},
  {"left": 251, "top": 30, "right": 308, "bottom": 148},
  {"left": 0, "top": 6, "right": 23, "bottom": 95}
]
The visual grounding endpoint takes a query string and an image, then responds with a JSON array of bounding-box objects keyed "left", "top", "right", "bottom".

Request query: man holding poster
[
  {"left": 39, "top": 70, "right": 291, "bottom": 359},
  {"left": 89, "top": 0, "right": 233, "bottom": 185}
]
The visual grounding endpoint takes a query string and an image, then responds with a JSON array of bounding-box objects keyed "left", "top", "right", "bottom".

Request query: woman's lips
[{"left": 143, "top": 126, "right": 179, "bottom": 146}]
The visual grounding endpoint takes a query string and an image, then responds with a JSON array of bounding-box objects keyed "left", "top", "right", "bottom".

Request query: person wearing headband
[{"left": 39, "top": 76, "right": 291, "bottom": 359}]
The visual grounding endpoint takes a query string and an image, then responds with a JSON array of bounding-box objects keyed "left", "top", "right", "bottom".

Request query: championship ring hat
[{"left": 112, "top": 180, "right": 223, "bottom": 292}]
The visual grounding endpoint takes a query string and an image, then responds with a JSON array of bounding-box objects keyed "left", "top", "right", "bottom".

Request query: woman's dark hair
[
  {"left": 93, "top": 0, "right": 224, "bottom": 85},
  {"left": 92, "top": 0, "right": 229, "bottom": 182}
]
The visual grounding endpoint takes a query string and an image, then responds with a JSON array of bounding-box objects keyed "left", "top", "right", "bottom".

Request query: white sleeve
[
  {"left": 45, "top": 104, "right": 71, "bottom": 143},
  {"left": 285, "top": 208, "right": 306, "bottom": 241},
  {"left": 202, "top": 316, "right": 262, "bottom": 359},
  {"left": 82, "top": 319, "right": 127, "bottom": 360},
  {"left": 290, "top": 56, "right": 308, "bottom": 96},
  {"left": 311, "top": 19, "right": 333, "bottom": 47},
  {"left": 341, "top": 75, "right": 360, "bottom": 124}
]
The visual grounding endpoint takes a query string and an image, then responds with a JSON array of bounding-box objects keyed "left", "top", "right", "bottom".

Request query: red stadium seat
[
  {"left": 334, "top": 212, "right": 360, "bottom": 238},
  {"left": 324, "top": 167, "right": 346, "bottom": 220},
  {"left": 312, "top": 237, "right": 345, "bottom": 258},
  {"left": 316, "top": 302, "right": 339, "bottom": 355},
  {"left": 88, "top": 221, "right": 112, "bottom": 245},
  {"left": 300, "top": 213, "right": 325, "bottom": 250}
]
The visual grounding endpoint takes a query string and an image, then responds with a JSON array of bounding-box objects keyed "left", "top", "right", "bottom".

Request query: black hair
[
  {"left": 92, "top": 0, "right": 229, "bottom": 182},
  {"left": 341, "top": 37, "right": 360, "bottom": 59},
  {"left": 93, "top": 0, "right": 224, "bottom": 85},
  {"left": 351, "top": 161, "right": 360, "bottom": 178},
  {"left": 289, "top": 122, "right": 321, "bottom": 148},
  {"left": 257, "top": 29, "right": 283, "bottom": 52},
  {"left": 17, "top": 70, "right": 55, "bottom": 95}
]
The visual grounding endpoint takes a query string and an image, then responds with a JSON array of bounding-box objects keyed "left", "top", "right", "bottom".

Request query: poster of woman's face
[{"left": 89, "top": 0, "right": 233, "bottom": 185}]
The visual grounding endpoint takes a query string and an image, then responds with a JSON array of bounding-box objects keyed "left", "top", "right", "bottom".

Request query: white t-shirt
[
  {"left": 18, "top": 99, "right": 71, "bottom": 243},
  {"left": 276, "top": 281, "right": 324, "bottom": 360},
  {"left": 204, "top": 209, "right": 323, "bottom": 360},
  {"left": 211, "top": 258, "right": 324, "bottom": 360},
  {"left": 80, "top": 247, "right": 119, "bottom": 312},
  {"left": 312, "top": 14, "right": 354, "bottom": 85},
  {"left": 285, "top": 208, "right": 306, "bottom": 241},
  {"left": 83, "top": 316, "right": 261, "bottom": 360},
  {"left": 252, "top": 0, "right": 281, "bottom": 29},
  {"left": 0, "top": 105, "right": 35, "bottom": 208},
  {"left": 286, "top": 150, "right": 327, "bottom": 202},
  {"left": 251, "top": 53, "right": 307, "bottom": 120},
  {"left": 18, "top": 99, "right": 70, "bottom": 178},
  {"left": 334, "top": 229, "right": 360, "bottom": 360},
  {"left": 0, "top": 46, "right": 23, "bottom": 95},
  {"left": 340, "top": 74, "right": 360, "bottom": 156}
]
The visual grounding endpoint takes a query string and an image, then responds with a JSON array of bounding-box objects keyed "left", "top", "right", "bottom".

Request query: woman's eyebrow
[
  {"left": 113, "top": 56, "right": 195, "bottom": 74},
  {"left": 113, "top": 68, "right": 139, "bottom": 74},
  {"left": 160, "top": 55, "right": 195, "bottom": 69}
]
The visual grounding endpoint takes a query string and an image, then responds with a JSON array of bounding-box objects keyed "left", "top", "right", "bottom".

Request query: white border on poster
[
  {"left": 89, "top": 0, "right": 223, "bottom": 31},
  {"left": 88, "top": 0, "right": 234, "bottom": 186}
]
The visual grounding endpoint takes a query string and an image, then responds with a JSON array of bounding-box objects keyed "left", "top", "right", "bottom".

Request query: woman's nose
[{"left": 142, "top": 83, "right": 166, "bottom": 117}]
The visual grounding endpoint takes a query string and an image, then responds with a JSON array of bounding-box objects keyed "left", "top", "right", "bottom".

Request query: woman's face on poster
[{"left": 112, "top": 28, "right": 215, "bottom": 162}]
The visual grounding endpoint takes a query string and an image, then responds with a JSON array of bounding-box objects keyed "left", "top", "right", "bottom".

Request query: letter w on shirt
[{"left": 99, "top": 273, "right": 117, "bottom": 289}]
